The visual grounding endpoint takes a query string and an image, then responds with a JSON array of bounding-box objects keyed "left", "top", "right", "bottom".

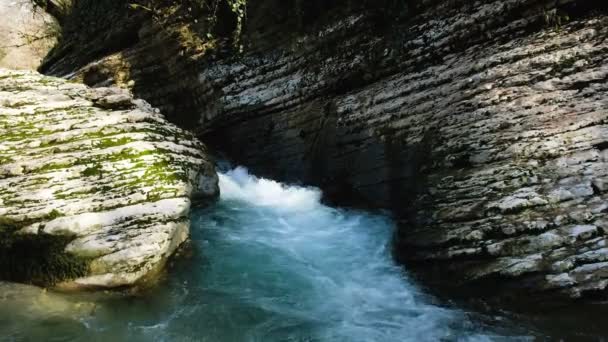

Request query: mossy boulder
[{"left": 0, "top": 68, "right": 219, "bottom": 289}]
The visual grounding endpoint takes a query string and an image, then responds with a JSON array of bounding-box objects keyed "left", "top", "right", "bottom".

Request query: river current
[{"left": 1, "top": 167, "right": 533, "bottom": 341}]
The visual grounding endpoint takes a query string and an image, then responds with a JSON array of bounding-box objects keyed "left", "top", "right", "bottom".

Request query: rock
[
  {"left": 89, "top": 88, "right": 134, "bottom": 110},
  {"left": 38, "top": 1, "right": 608, "bottom": 300},
  {"left": 0, "top": 69, "right": 218, "bottom": 288},
  {"left": 0, "top": 1, "right": 55, "bottom": 70}
]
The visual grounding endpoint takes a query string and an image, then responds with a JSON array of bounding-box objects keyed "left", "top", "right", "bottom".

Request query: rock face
[
  {"left": 0, "top": 1, "right": 56, "bottom": 70},
  {"left": 0, "top": 69, "right": 218, "bottom": 288},
  {"left": 40, "top": 1, "right": 608, "bottom": 300}
]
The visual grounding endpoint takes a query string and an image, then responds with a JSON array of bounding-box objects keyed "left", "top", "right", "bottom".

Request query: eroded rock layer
[
  {"left": 204, "top": 5, "right": 608, "bottom": 301},
  {"left": 41, "top": 0, "right": 608, "bottom": 300},
  {"left": 0, "top": 69, "right": 218, "bottom": 288}
]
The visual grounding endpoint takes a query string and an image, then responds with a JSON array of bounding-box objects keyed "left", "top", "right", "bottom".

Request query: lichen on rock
[{"left": 0, "top": 68, "right": 219, "bottom": 288}]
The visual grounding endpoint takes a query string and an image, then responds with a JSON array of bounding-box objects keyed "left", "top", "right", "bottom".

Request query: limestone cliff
[
  {"left": 0, "top": 69, "right": 218, "bottom": 288},
  {"left": 39, "top": 0, "right": 608, "bottom": 301}
]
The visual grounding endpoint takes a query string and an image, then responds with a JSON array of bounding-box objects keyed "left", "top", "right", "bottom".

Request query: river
[{"left": 1, "top": 167, "right": 534, "bottom": 341}]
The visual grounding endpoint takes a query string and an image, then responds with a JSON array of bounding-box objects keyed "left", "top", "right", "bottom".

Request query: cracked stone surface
[{"left": 0, "top": 69, "right": 218, "bottom": 288}]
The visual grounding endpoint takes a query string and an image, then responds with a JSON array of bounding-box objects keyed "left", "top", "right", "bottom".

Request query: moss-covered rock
[{"left": 0, "top": 68, "right": 219, "bottom": 288}]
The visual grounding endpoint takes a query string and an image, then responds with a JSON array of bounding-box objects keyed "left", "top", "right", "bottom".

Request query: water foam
[
  {"left": 194, "top": 167, "right": 522, "bottom": 341},
  {"left": 219, "top": 166, "right": 322, "bottom": 210}
]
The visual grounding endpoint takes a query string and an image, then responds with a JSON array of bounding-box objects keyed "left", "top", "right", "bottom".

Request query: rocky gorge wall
[{"left": 39, "top": 0, "right": 608, "bottom": 303}]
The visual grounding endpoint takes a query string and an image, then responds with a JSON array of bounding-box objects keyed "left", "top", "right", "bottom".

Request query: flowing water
[{"left": 0, "top": 167, "right": 534, "bottom": 341}]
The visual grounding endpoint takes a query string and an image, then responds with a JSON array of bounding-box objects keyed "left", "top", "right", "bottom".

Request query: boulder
[{"left": 0, "top": 69, "right": 219, "bottom": 288}]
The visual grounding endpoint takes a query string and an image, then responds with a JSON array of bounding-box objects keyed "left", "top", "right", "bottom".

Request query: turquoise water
[{"left": 1, "top": 167, "right": 532, "bottom": 341}]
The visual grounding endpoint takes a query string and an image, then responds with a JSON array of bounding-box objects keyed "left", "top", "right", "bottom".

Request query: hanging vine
[
  {"left": 129, "top": 0, "right": 247, "bottom": 52},
  {"left": 227, "top": 0, "right": 247, "bottom": 52}
]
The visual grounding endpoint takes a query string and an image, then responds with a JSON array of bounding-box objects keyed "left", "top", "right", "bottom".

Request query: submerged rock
[
  {"left": 0, "top": 69, "right": 218, "bottom": 288},
  {"left": 0, "top": 281, "right": 96, "bottom": 318}
]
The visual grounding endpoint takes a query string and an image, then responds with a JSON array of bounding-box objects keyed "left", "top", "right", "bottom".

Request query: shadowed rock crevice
[{"left": 0, "top": 230, "right": 90, "bottom": 286}]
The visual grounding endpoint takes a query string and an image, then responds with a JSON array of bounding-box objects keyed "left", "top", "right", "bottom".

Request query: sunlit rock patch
[{"left": 0, "top": 69, "right": 218, "bottom": 288}]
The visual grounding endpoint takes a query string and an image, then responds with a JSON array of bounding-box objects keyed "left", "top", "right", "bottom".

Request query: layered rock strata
[
  {"left": 0, "top": 69, "right": 218, "bottom": 288},
  {"left": 40, "top": 0, "right": 608, "bottom": 300}
]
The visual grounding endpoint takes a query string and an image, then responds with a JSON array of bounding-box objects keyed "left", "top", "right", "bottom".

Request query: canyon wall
[{"left": 40, "top": 0, "right": 608, "bottom": 301}]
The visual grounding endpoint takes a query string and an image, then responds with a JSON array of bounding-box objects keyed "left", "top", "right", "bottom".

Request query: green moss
[
  {"left": 0, "top": 74, "right": 15, "bottom": 81},
  {"left": 36, "top": 161, "right": 74, "bottom": 173},
  {"left": 0, "top": 217, "right": 22, "bottom": 234},
  {"left": 54, "top": 185, "right": 112, "bottom": 200},
  {"left": 38, "top": 77, "right": 60, "bottom": 86},
  {"left": 94, "top": 136, "right": 134, "bottom": 148},
  {"left": 2, "top": 100, "right": 36, "bottom": 108},
  {"left": 81, "top": 164, "right": 103, "bottom": 177},
  {"left": 0, "top": 155, "right": 14, "bottom": 164},
  {"left": 47, "top": 209, "right": 63, "bottom": 220},
  {"left": 0, "top": 230, "right": 90, "bottom": 286},
  {"left": 0, "top": 215, "right": 84, "bottom": 288}
]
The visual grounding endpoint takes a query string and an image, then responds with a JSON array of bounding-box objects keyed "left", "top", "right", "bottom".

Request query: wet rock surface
[
  {"left": 0, "top": 69, "right": 218, "bottom": 288},
  {"left": 40, "top": 0, "right": 608, "bottom": 300}
]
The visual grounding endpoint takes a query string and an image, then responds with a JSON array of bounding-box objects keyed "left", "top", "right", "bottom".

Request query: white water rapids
[{"left": 0, "top": 167, "right": 533, "bottom": 341}]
